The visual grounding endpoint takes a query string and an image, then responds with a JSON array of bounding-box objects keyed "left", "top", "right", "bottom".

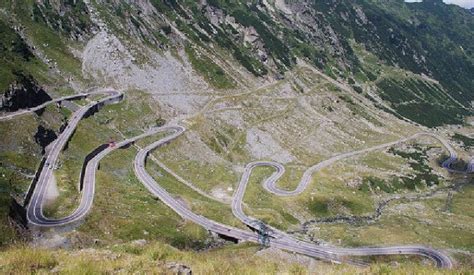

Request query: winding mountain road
[
  {"left": 26, "top": 89, "right": 123, "bottom": 226},
  {"left": 238, "top": 132, "right": 471, "bottom": 198},
  {"left": 137, "top": 127, "right": 457, "bottom": 268},
  {"left": 0, "top": 89, "right": 114, "bottom": 121},
  {"left": 230, "top": 135, "right": 466, "bottom": 269},
  {"left": 2, "top": 89, "right": 471, "bottom": 268}
]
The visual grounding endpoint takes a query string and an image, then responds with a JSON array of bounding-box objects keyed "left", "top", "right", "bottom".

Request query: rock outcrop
[{"left": 0, "top": 73, "right": 51, "bottom": 112}]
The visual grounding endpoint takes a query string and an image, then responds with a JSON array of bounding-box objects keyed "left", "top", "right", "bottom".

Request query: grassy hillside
[
  {"left": 3, "top": 242, "right": 471, "bottom": 274},
  {"left": 0, "top": 0, "right": 473, "bottom": 272}
]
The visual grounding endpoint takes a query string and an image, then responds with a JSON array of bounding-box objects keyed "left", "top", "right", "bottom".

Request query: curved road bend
[
  {"left": 240, "top": 133, "right": 472, "bottom": 198},
  {"left": 230, "top": 132, "right": 469, "bottom": 268},
  {"left": 136, "top": 131, "right": 453, "bottom": 268},
  {"left": 3, "top": 90, "right": 465, "bottom": 267},
  {"left": 0, "top": 89, "right": 118, "bottom": 121},
  {"left": 134, "top": 130, "right": 347, "bottom": 265},
  {"left": 26, "top": 90, "right": 124, "bottom": 226},
  {"left": 232, "top": 163, "right": 453, "bottom": 269}
]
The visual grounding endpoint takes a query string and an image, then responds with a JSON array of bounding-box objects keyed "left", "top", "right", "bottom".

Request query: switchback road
[
  {"left": 2, "top": 90, "right": 471, "bottom": 268},
  {"left": 137, "top": 128, "right": 456, "bottom": 268},
  {"left": 25, "top": 89, "right": 123, "bottom": 226}
]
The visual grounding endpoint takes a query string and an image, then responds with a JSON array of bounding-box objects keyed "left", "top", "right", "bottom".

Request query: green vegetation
[
  {"left": 0, "top": 104, "right": 68, "bottom": 245},
  {"left": 241, "top": 166, "right": 300, "bottom": 229},
  {"left": 359, "top": 176, "right": 396, "bottom": 193},
  {"left": 452, "top": 133, "right": 474, "bottom": 149},
  {"left": 204, "top": 1, "right": 294, "bottom": 71},
  {"left": 0, "top": 167, "right": 22, "bottom": 246},
  {"left": 41, "top": 114, "right": 120, "bottom": 218},
  {"left": 209, "top": 22, "right": 268, "bottom": 77},
  {"left": 78, "top": 142, "right": 213, "bottom": 249},
  {"left": 376, "top": 78, "right": 468, "bottom": 127},
  {"left": 32, "top": 0, "right": 94, "bottom": 37},
  {"left": 135, "top": 0, "right": 474, "bottom": 129},
  {"left": 356, "top": 144, "right": 445, "bottom": 195},
  {"left": 370, "top": 0, "right": 474, "bottom": 105},
  {"left": 39, "top": 118, "right": 211, "bottom": 249},
  {"left": 184, "top": 45, "right": 235, "bottom": 89},
  {"left": 3, "top": 0, "right": 95, "bottom": 79},
  {"left": 389, "top": 146, "right": 440, "bottom": 188},
  {"left": 232, "top": 45, "right": 268, "bottom": 76},
  {"left": 149, "top": 1, "right": 273, "bottom": 76},
  {"left": 4, "top": 242, "right": 468, "bottom": 274},
  {"left": 0, "top": 19, "right": 46, "bottom": 92},
  {"left": 316, "top": 184, "right": 474, "bottom": 254},
  {"left": 0, "top": 0, "right": 473, "bottom": 272},
  {"left": 230, "top": 9, "right": 292, "bottom": 69},
  {"left": 310, "top": 0, "right": 474, "bottom": 107},
  {"left": 34, "top": 91, "right": 240, "bottom": 249},
  {"left": 302, "top": 0, "right": 473, "bottom": 126}
]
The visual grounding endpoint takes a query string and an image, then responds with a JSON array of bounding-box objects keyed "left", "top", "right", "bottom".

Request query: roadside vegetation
[
  {"left": 0, "top": 0, "right": 472, "bottom": 271},
  {"left": 0, "top": 104, "right": 66, "bottom": 245},
  {"left": 36, "top": 91, "right": 224, "bottom": 249},
  {"left": 452, "top": 133, "right": 474, "bottom": 149},
  {"left": 314, "top": 184, "right": 474, "bottom": 253},
  {"left": 1, "top": 241, "right": 471, "bottom": 274},
  {"left": 2, "top": 65, "right": 470, "bottom": 271},
  {"left": 376, "top": 78, "right": 468, "bottom": 127},
  {"left": 184, "top": 45, "right": 235, "bottom": 90},
  {"left": 1, "top": 0, "right": 95, "bottom": 80}
]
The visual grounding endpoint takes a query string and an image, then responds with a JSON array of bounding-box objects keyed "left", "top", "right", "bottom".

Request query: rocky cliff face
[
  {"left": 1, "top": 0, "right": 472, "bottom": 126},
  {"left": 32, "top": 0, "right": 96, "bottom": 41},
  {"left": 123, "top": 0, "right": 474, "bottom": 126},
  {"left": 0, "top": 73, "right": 51, "bottom": 112},
  {"left": 0, "top": 2, "right": 473, "bottom": 271}
]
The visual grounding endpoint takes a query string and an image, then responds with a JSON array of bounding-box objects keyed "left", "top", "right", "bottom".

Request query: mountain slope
[{"left": 0, "top": 0, "right": 473, "bottom": 273}]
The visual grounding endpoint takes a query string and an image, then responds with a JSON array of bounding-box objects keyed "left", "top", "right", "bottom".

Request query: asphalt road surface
[
  {"left": 136, "top": 128, "right": 455, "bottom": 268},
  {"left": 0, "top": 89, "right": 116, "bottom": 121},
  {"left": 2, "top": 90, "right": 471, "bottom": 268},
  {"left": 25, "top": 89, "right": 124, "bottom": 226}
]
